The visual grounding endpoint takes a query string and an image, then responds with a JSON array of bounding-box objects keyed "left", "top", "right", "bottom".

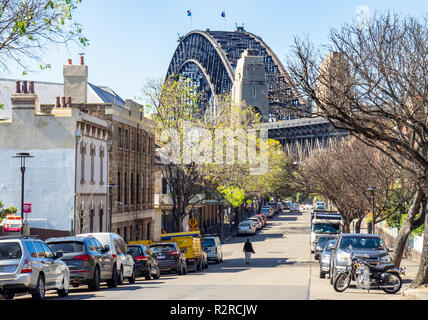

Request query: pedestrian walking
[{"left": 243, "top": 238, "right": 255, "bottom": 265}]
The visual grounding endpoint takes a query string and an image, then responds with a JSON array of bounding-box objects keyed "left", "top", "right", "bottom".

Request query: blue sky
[{"left": 1, "top": 0, "right": 426, "bottom": 103}]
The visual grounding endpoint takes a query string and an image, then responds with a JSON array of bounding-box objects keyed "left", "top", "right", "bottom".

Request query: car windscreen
[
  {"left": 317, "top": 237, "right": 334, "bottom": 246},
  {"left": 239, "top": 222, "right": 251, "bottom": 226},
  {"left": 128, "top": 246, "right": 142, "bottom": 256},
  {"left": 202, "top": 239, "right": 215, "bottom": 247},
  {"left": 313, "top": 223, "right": 340, "bottom": 234},
  {"left": 339, "top": 237, "right": 384, "bottom": 250},
  {"left": 150, "top": 245, "right": 176, "bottom": 253},
  {"left": 48, "top": 241, "right": 84, "bottom": 253},
  {"left": 0, "top": 242, "right": 22, "bottom": 260}
]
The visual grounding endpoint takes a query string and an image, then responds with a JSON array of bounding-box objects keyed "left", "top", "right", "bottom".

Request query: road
[{"left": 16, "top": 209, "right": 410, "bottom": 300}]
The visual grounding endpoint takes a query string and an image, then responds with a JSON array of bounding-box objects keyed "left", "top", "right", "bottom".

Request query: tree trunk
[
  {"left": 411, "top": 207, "right": 428, "bottom": 287},
  {"left": 355, "top": 217, "right": 363, "bottom": 233},
  {"left": 392, "top": 189, "right": 424, "bottom": 267}
]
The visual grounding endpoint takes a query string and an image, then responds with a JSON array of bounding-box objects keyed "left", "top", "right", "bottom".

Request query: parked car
[
  {"left": 260, "top": 206, "right": 274, "bottom": 219},
  {"left": 329, "top": 233, "right": 393, "bottom": 285},
  {"left": 201, "top": 236, "right": 223, "bottom": 263},
  {"left": 314, "top": 235, "right": 338, "bottom": 260},
  {"left": 248, "top": 217, "right": 263, "bottom": 230},
  {"left": 149, "top": 242, "right": 187, "bottom": 275},
  {"left": 46, "top": 236, "right": 114, "bottom": 291},
  {"left": 290, "top": 203, "right": 300, "bottom": 213},
  {"left": 237, "top": 220, "right": 256, "bottom": 236},
  {"left": 76, "top": 233, "right": 135, "bottom": 286},
  {"left": 127, "top": 244, "right": 161, "bottom": 280},
  {"left": 319, "top": 240, "right": 336, "bottom": 279},
  {"left": 255, "top": 214, "right": 267, "bottom": 227},
  {"left": 268, "top": 203, "right": 278, "bottom": 215},
  {"left": 0, "top": 236, "right": 70, "bottom": 300}
]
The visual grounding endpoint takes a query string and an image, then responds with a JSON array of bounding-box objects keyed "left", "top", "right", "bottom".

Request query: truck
[
  {"left": 159, "top": 231, "right": 203, "bottom": 272},
  {"left": 310, "top": 211, "right": 342, "bottom": 253}
]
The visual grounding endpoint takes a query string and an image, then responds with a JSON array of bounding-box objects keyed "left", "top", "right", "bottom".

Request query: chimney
[
  {"left": 11, "top": 79, "right": 38, "bottom": 116},
  {"left": 80, "top": 55, "right": 84, "bottom": 65},
  {"left": 55, "top": 96, "right": 61, "bottom": 108},
  {"left": 63, "top": 56, "right": 88, "bottom": 104},
  {"left": 67, "top": 97, "right": 72, "bottom": 108}
]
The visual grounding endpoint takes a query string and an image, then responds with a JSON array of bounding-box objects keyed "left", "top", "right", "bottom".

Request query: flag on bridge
[
  {"left": 187, "top": 9, "right": 192, "bottom": 16},
  {"left": 221, "top": 11, "right": 226, "bottom": 18}
]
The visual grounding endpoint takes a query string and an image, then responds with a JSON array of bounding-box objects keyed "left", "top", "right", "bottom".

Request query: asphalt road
[{"left": 15, "top": 209, "right": 411, "bottom": 300}]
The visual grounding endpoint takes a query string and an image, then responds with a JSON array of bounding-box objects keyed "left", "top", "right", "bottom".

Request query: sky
[{"left": 1, "top": 0, "right": 427, "bottom": 103}]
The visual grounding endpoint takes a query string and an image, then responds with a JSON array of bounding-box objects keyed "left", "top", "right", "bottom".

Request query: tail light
[
  {"left": 112, "top": 254, "right": 117, "bottom": 258},
  {"left": 73, "top": 254, "right": 90, "bottom": 261},
  {"left": 135, "top": 255, "right": 147, "bottom": 261},
  {"left": 215, "top": 248, "right": 218, "bottom": 254},
  {"left": 21, "top": 258, "right": 32, "bottom": 273},
  {"left": 249, "top": 227, "right": 252, "bottom": 230},
  {"left": 169, "top": 250, "right": 180, "bottom": 256}
]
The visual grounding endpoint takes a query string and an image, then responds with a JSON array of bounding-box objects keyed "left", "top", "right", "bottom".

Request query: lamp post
[
  {"left": 12, "top": 152, "right": 34, "bottom": 235},
  {"left": 366, "top": 187, "right": 377, "bottom": 234}
]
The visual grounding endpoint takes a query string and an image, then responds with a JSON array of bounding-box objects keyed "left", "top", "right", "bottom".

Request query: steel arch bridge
[{"left": 166, "top": 28, "right": 302, "bottom": 116}]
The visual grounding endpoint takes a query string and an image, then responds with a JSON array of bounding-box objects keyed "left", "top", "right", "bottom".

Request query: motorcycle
[{"left": 333, "top": 251, "right": 405, "bottom": 294}]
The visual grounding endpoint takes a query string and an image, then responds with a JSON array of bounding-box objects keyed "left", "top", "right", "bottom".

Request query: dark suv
[
  {"left": 149, "top": 242, "right": 187, "bottom": 275},
  {"left": 46, "top": 236, "right": 115, "bottom": 291},
  {"left": 128, "top": 244, "right": 161, "bottom": 280}
]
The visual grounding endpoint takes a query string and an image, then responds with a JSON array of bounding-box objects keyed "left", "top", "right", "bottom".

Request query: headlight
[
  {"left": 380, "top": 255, "right": 391, "bottom": 263},
  {"left": 336, "top": 251, "right": 350, "bottom": 265}
]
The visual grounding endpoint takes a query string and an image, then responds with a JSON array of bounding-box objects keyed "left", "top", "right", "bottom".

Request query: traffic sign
[{"left": 23, "top": 203, "right": 32, "bottom": 214}]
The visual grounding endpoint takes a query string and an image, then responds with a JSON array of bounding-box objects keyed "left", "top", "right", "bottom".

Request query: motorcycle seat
[{"left": 370, "top": 264, "right": 395, "bottom": 272}]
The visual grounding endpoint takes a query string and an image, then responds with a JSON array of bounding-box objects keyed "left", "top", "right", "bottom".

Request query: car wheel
[
  {"left": 107, "top": 264, "right": 118, "bottom": 288},
  {"left": 88, "top": 267, "right": 101, "bottom": 291},
  {"left": 57, "top": 274, "right": 70, "bottom": 297},
  {"left": 2, "top": 292, "right": 14, "bottom": 300},
  {"left": 145, "top": 266, "right": 152, "bottom": 280},
  {"left": 128, "top": 266, "right": 136, "bottom": 284},
  {"left": 118, "top": 267, "right": 124, "bottom": 285},
  {"left": 32, "top": 274, "right": 46, "bottom": 300}
]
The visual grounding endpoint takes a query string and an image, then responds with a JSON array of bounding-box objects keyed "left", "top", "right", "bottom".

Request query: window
[
  {"left": 90, "top": 209, "right": 95, "bottom": 232},
  {"left": 136, "top": 134, "right": 140, "bottom": 152},
  {"left": 162, "top": 177, "right": 168, "bottom": 194},
  {"left": 124, "top": 173, "right": 128, "bottom": 205},
  {"left": 90, "top": 144, "right": 96, "bottom": 184},
  {"left": 118, "top": 127, "right": 122, "bottom": 148},
  {"left": 87, "top": 238, "right": 98, "bottom": 252},
  {"left": 40, "top": 243, "right": 54, "bottom": 259},
  {"left": 48, "top": 242, "right": 84, "bottom": 253},
  {"left": 24, "top": 241, "right": 37, "bottom": 258},
  {"left": 80, "top": 142, "right": 86, "bottom": 183},
  {"left": 99, "top": 209, "right": 103, "bottom": 232},
  {"left": 33, "top": 242, "right": 46, "bottom": 258},
  {"left": 136, "top": 174, "right": 140, "bottom": 204},
  {"left": 124, "top": 227, "right": 127, "bottom": 243},
  {"left": 0, "top": 242, "right": 22, "bottom": 260},
  {"left": 117, "top": 172, "right": 121, "bottom": 203},
  {"left": 131, "top": 173, "right": 134, "bottom": 205},
  {"left": 100, "top": 147, "right": 104, "bottom": 185},
  {"left": 125, "top": 129, "right": 129, "bottom": 149},
  {"left": 92, "top": 238, "right": 104, "bottom": 252}
]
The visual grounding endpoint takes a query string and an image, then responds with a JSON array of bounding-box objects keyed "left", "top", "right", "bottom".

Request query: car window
[
  {"left": 40, "top": 243, "right": 54, "bottom": 259},
  {"left": 0, "top": 242, "right": 22, "bottom": 260},
  {"left": 48, "top": 241, "right": 84, "bottom": 253},
  {"left": 202, "top": 239, "right": 216, "bottom": 247},
  {"left": 150, "top": 244, "right": 176, "bottom": 253},
  {"left": 128, "top": 246, "right": 142, "bottom": 256},
  {"left": 88, "top": 239, "right": 100, "bottom": 252},
  {"left": 24, "top": 241, "right": 37, "bottom": 258},
  {"left": 92, "top": 238, "right": 104, "bottom": 252},
  {"left": 339, "top": 237, "right": 384, "bottom": 250},
  {"left": 33, "top": 242, "right": 46, "bottom": 258}
]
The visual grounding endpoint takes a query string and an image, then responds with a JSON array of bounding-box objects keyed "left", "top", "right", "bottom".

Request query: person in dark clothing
[{"left": 243, "top": 238, "right": 255, "bottom": 264}]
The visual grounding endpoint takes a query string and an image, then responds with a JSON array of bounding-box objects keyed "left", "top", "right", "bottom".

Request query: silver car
[
  {"left": 202, "top": 236, "right": 223, "bottom": 263},
  {"left": 0, "top": 236, "right": 70, "bottom": 300},
  {"left": 237, "top": 221, "right": 256, "bottom": 236},
  {"left": 319, "top": 240, "right": 336, "bottom": 278}
]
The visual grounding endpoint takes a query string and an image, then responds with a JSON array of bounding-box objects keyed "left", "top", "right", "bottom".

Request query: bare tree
[{"left": 284, "top": 12, "right": 428, "bottom": 286}]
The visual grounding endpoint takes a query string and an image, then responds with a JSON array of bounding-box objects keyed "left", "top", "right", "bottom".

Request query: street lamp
[
  {"left": 366, "top": 187, "right": 377, "bottom": 234},
  {"left": 12, "top": 152, "right": 34, "bottom": 235}
]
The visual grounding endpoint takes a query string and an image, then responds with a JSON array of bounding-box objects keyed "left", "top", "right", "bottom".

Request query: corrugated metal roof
[{"left": 0, "top": 78, "right": 125, "bottom": 119}]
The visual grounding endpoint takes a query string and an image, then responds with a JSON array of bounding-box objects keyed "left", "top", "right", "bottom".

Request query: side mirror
[
  {"left": 103, "top": 245, "right": 110, "bottom": 253},
  {"left": 55, "top": 251, "right": 63, "bottom": 259}
]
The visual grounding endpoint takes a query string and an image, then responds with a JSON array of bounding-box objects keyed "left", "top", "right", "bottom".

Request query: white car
[
  {"left": 248, "top": 217, "right": 262, "bottom": 230},
  {"left": 237, "top": 221, "right": 256, "bottom": 235},
  {"left": 202, "top": 236, "right": 223, "bottom": 263},
  {"left": 76, "top": 233, "right": 135, "bottom": 286}
]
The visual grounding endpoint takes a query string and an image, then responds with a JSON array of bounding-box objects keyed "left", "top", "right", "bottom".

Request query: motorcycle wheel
[
  {"left": 333, "top": 272, "right": 351, "bottom": 292},
  {"left": 382, "top": 272, "right": 402, "bottom": 294}
]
